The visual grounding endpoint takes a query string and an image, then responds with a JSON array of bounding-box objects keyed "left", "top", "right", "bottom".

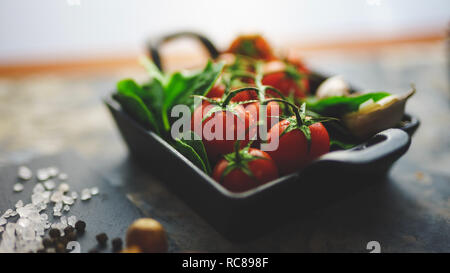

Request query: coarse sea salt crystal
[
  {"left": 58, "top": 173, "right": 68, "bottom": 180},
  {"left": 42, "top": 191, "right": 51, "bottom": 203},
  {"left": 0, "top": 217, "right": 6, "bottom": 226},
  {"left": 47, "top": 167, "right": 59, "bottom": 177},
  {"left": 15, "top": 200, "right": 24, "bottom": 208},
  {"left": 54, "top": 202, "right": 63, "bottom": 212},
  {"left": 50, "top": 191, "right": 63, "bottom": 203},
  {"left": 67, "top": 216, "right": 77, "bottom": 227},
  {"left": 36, "top": 169, "right": 50, "bottom": 181},
  {"left": 31, "top": 192, "right": 46, "bottom": 205},
  {"left": 62, "top": 196, "right": 74, "bottom": 205},
  {"left": 17, "top": 218, "right": 31, "bottom": 228},
  {"left": 2, "top": 209, "right": 14, "bottom": 218},
  {"left": 90, "top": 187, "right": 99, "bottom": 196},
  {"left": 18, "top": 166, "right": 32, "bottom": 180},
  {"left": 36, "top": 202, "right": 47, "bottom": 212},
  {"left": 63, "top": 205, "right": 70, "bottom": 212},
  {"left": 43, "top": 180, "right": 56, "bottom": 190},
  {"left": 13, "top": 183, "right": 24, "bottom": 192},
  {"left": 58, "top": 183, "right": 70, "bottom": 193},
  {"left": 80, "top": 189, "right": 91, "bottom": 201},
  {"left": 70, "top": 191, "right": 78, "bottom": 200},
  {"left": 33, "top": 183, "right": 45, "bottom": 194}
]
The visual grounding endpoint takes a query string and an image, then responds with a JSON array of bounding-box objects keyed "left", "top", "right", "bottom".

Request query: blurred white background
[{"left": 0, "top": 0, "right": 449, "bottom": 65}]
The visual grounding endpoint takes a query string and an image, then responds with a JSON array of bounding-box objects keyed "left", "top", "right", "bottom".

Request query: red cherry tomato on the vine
[
  {"left": 267, "top": 120, "right": 329, "bottom": 174},
  {"left": 263, "top": 72, "right": 309, "bottom": 99},
  {"left": 229, "top": 88, "right": 257, "bottom": 103},
  {"left": 206, "top": 84, "right": 225, "bottom": 99},
  {"left": 212, "top": 148, "right": 279, "bottom": 193},
  {"left": 245, "top": 101, "right": 281, "bottom": 133},
  {"left": 191, "top": 99, "right": 256, "bottom": 162},
  {"left": 206, "top": 84, "right": 257, "bottom": 103},
  {"left": 227, "top": 34, "right": 276, "bottom": 61}
]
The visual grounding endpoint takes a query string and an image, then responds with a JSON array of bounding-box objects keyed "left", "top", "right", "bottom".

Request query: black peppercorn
[
  {"left": 49, "top": 228, "right": 61, "bottom": 238},
  {"left": 65, "top": 231, "right": 77, "bottom": 242},
  {"left": 88, "top": 248, "right": 99, "bottom": 253},
  {"left": 64, "top": 226, "right": 74, "bottom": 234},
  {"left": 55, "top": 243, "right": 66, "bottom": 253},
  {"left": 42, "top": 238, "right": 54, "bottom": 248},
  {"left": 111, "top": 237, "right": 123, "bottom": 252},
  {"left": 57, "top": 236, "right": 69, "bottom": 247},
  {"left": 96, "top": 233, "right": 108, "bottom": 247},
  {"left": 74, "top": 220, "right": 86, "bottom": 234}
]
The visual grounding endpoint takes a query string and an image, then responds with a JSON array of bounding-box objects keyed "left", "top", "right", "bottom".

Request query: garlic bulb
[{"left": 316, "top": 75, "right": 350, "bottom": 98}]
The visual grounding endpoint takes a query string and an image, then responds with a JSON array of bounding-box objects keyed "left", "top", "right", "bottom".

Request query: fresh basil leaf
[
  {"left": 140, "top": 56, "right": 167, "bottom": 85},
  {"left": 141, "top": 80, "right": 165, "bottom": 131},
  {"left": 174, "top": 139, "right": 208, "bottom": 174},
  {"left": 116, "top": 79, "right": 162, "bottom": 134},
  {"left": 179, "top": 131, "right": 212, "bottom": 174},
  {"left": 113, "top": 92, "right": 160, "bottom": 135},
  {"left": 161, "top": 61, "right": 224, "bottom": 132},
  {"left": 117, "top": 79, "right": 148, "bottom": 100},
  {"left": 172, "top": 61, "right": 224, "bottom": 108},
  {"left": 306, "top": 92, "right": 391, "bottom": 116},
  {"left": 329, "top": 139, "right": 358, "bottom": 151}
]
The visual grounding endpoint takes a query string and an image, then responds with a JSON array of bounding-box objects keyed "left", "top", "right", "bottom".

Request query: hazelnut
[
  {"left": 126, "top": 218, "right": 168, "bottom": 253},
  {"left": 120, "top": 245, "right": 142, "bottom": 253}
]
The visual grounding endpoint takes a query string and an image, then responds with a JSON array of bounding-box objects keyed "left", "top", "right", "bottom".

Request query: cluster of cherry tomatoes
[{"left": 191, "top": 35, "right": 330, "bottom": 193}]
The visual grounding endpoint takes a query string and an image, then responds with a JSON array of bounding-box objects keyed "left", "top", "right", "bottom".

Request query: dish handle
[
  {"left": 320, "top": 128, "right": 411, "bottom": 165},
  {"left": 147, "top": 31, "right": 219, "bottom": 71}
]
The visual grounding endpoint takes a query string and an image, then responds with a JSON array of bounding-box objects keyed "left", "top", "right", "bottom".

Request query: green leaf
[
  {"left": 174, "top": 61, "right": 225, "bottom": 106},
  {"left": 117, "top": 79, "right": 148, "bottom": 100},
  {"left": 299, "top": 125, "right": 312, "bottom": 152},
  {"left": 306, "top": 92, "right": 391, "bottom": 116},
  {"left": 162, "top": 61, "right": 224, "bottom": 132},
  {"left": 173, "top": 139, "right": 208, "bottom": 174},
  {"left": 279, "top": 117, "right": 298, "bottom": 138},
  {"left": 201, "top": 105, "right": 224, "bottom": 122},
  {"left": 140, "top": 56, "right": 167, "bottom": 85},
  {"left": 330, "top": 139, "right": 358, "bottom": 150},
  {"left": 113, "top": 92, "right": 160, "bottom": 135},
  {"left": 179, "top": 131, "right": 212, "bottom": 174},
  {"left": 114, "top": 79, "right": 160, "bottom": 134}
]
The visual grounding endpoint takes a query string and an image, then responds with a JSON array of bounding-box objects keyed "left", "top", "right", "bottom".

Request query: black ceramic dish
[{"left": 105, "top": 32, "right": 420, "bottom": 241}]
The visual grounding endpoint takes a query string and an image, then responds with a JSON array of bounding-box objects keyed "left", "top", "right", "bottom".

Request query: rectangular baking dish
[{"left": 105, "top": 94, "right": 418, "bottom": 241}]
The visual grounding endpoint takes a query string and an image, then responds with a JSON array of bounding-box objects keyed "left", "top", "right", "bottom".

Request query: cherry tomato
[
  {"left": 206, "top": 84, "right": 257, "bottom": 103},
  {"left": 245, "top": 101, "right": 281, "bottom": 133},
  {"left": 227, "top": 34, "right": 276, "bottom": 61},
  {"left": 212, "top": 148, "right": 279, "bottom": 192},
  {"left": 229, "top": 87, "right": 257, "bottom": 103},
  {"left": 191, "top": 99, "right": 256, "bottom": 162},
  {"left": 206, "top": 84, "right": 225, "bottom": 99},
  {"left": 267, "top": 120, "right": 329, "bottom": 174},
  {"left": 263, "top": 72, "right": 309, "bottom": 99}
]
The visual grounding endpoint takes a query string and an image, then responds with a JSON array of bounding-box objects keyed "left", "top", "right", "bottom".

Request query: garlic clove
[{"left": 316, "top": 75, "right": 350, "bottom": 98}]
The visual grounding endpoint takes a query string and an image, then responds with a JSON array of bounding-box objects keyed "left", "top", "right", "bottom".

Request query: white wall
[{"left": 0, "top": 0, "right": 449, "bottom": 64}]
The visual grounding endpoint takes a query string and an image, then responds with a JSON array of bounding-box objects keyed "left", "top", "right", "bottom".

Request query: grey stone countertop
[{"left": 0, "top": 41, "right": 449, "bottom": 252}]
